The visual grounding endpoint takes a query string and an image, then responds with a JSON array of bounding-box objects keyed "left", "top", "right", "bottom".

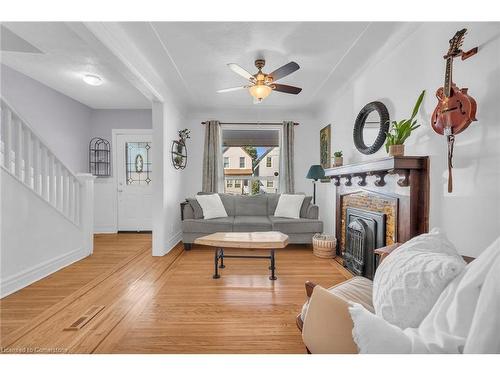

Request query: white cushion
[
  {"left": 372, "top": 228, "right": 466, "bottom": 329},
  {"left": 274, "top": 194, "right": 305, "bottom": 219},
  {"left": 195, "top": 194, "right": 228, "bottom": 220},
  {"left": 350, "top": 236, "right": 500, "bottom": 354},
  {"left": 349, "top": 303, "right": 411, "bottom": 353}
]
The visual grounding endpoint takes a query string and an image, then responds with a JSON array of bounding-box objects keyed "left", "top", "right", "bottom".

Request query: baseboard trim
[
  {"left": 0, "top": 246, "right": 90, "bottom": 298},
  {"left": 153, "top": 231, "right": 182, "bottom": 257},
  {"left": 94, "top": 227, "right": 118, "bottom": 234}
]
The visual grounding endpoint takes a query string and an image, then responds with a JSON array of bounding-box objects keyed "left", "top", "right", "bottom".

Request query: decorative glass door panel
[{"left": 126, "top": 142, "right": 152, "bottom": 185}]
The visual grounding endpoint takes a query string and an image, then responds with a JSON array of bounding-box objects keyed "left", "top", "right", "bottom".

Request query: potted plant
[
  {"left": 385, "top": 90, "right": 425, "bottom": 156},
  {"left": 333, "top": 151, "right": 343, "bottom": 166},
  {"left": 177, "top": 128, "right": 190, "bottom": 153}
]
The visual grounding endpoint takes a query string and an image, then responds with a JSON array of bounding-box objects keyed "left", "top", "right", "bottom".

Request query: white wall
[
  {"left": 184, "top": 108, "right": 319, "bottom": 199},
  {"left": 314, "top": 22, "right": 500, "bottom": 257},
  {"left": 1, "top": 64, "right": 91, "bottom": 173},
  {"left": 89, "top": 109, "right": 152, "bottom": 233},
  {"left": 152, "top": 100, "right": 187, "bottom": 256},
  {"left": 0, "top": 170, "right": 92, "bottom": 297}
]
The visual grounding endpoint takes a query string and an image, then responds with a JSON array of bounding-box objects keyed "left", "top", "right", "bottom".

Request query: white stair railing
[{"left": 1, "top": 98, "right": 82, "bottom": 227}]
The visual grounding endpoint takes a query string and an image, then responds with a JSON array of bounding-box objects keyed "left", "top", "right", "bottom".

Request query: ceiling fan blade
[
  {"left": 268, "top": 61, "right": 300, "bottom": 82},
  {"left": 216, "top": 86, "right": 247, "bottom": 93},
  {"left": 272, "top": 84, "right": 302, "bottom": 95},
  {"left": 227, "top": 63, "right": 256, "bottom": 82}
]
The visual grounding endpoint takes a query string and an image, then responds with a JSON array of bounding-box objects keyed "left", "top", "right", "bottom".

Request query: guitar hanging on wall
[{"left": 431, "top": 28, "right": 478, "bottom": 193}]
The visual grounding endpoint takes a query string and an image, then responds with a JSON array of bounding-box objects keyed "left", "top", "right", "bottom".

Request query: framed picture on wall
[{"left": 320, "top": 124, "right": 331, "bottom": 182}]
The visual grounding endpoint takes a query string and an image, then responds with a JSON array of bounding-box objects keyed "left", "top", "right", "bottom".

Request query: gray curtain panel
[
  {"left": 202, "top": 120, "right": 221, "bottom": 192},
  {"left": 282, "top": 120, "right": 295, "bottom": 193}
]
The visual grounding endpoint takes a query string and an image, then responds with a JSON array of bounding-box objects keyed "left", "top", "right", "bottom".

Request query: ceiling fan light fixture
[{"left": 249, "top": 84, "right": 272, "bottom": 101}]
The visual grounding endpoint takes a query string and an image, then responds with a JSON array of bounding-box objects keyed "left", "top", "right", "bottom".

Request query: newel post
[{"left": 77, "top": 173, "right": 96, "bottom": 255}]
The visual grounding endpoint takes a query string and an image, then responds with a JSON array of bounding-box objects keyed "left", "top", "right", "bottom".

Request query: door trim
[{"left": 112, "top": 129, "right": 153, "bottom": 232}]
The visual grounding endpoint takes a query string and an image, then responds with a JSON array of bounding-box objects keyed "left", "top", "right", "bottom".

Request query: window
[
  {"left": 126, "top": 142, "right": 152, "bottom": 185},
  {"left": 221, "top": 127, "right": 281, "bottom": 195}
]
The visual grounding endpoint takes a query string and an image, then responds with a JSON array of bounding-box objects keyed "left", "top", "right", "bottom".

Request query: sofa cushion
[
  {"left": 301, "top": 276, "right": 374, "bottom": 323},
  {"left": 300, "top": 196, "right": 313, "bottom": 218},
  {"left": 233, "top": 216, "right": 272, "bottom": 232},
  {"left": 269, "top": 216, "right": 323, "bottom": 234},
  {"left": 373, "top": 228, "right": 466, "bottom": 329},
  {"left": 182, "top": 217, "right": 234, "bottom": 233},
  {"left": 234, "top": 195, "right": 268, "bottom": 216},
  {"left": 197, "top": 192, "right": 236, "bottom": 216},
  {"left": 186, "top": 198, "right": 204, "bottom": 219},
  {"left": 266, "top": 193, "right": 281, "bottom": 215}
]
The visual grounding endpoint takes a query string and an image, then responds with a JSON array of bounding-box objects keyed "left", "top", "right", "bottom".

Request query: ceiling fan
[{"left": 217, "top": 59, "right": 302, "bottom": 103}]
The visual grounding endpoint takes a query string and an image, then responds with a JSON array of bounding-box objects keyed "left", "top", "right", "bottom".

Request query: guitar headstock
[{"left": 446, "top": 28, "right": 467, "bottom": 58}]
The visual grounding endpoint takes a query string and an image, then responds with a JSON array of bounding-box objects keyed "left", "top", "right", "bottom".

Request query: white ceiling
[
  {"left": 0, "top": 22, "right": 151, "bottom": 109},
  {"left": 0, "top": 22, "right": 406, "bottom": 111}
]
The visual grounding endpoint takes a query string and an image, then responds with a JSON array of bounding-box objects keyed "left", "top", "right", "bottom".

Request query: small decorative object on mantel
[
  {"left": 431, "top": 29, "right": 477, "bottom": 193},
  {"left": 312, "top": 233, "right": 336, "bottom": 259},
  {"left": 385, "top": 90, "right": 425, "bottom": 157},
  {"left": 89, "top": 137, "right": 111, "bottom": 177},
  {"left": 333, "top": 150, "right": 343, "bottom": 166},
  {"left": 171, "top": 128, "right": 190, "bottom": 170}
]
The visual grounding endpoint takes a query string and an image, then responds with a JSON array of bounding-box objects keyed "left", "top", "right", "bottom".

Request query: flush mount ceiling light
[
  {"left": 83, "top": 74, "right": 103, "bottom": 86},
  {"left": 217, "top": 59, "right": 302, "bottom": 104}
]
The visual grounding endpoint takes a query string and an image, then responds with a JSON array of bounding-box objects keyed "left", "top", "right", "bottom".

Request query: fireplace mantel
[
  {"left": 329, "top": 155, "right": 430, "bottom": 258},
  {"left": 325, "top": 156, "right": 428, "bottom": 187}
]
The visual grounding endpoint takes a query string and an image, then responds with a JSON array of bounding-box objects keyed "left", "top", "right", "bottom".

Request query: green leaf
[{"left": 410, "top": 90, "right": 426, "bottom": 120}]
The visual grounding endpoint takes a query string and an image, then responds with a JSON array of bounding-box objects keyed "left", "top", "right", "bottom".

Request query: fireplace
[
  {"left": 344, "top": 208, "right": 386, "bottom": 279},
  {"left": 324, "top": 156, "right": 430, "bottom": 278}
]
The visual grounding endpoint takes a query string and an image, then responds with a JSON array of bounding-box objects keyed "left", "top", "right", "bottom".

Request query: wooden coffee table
[{"left": 194, "top": 231, "right": 289, "bottom": 280}]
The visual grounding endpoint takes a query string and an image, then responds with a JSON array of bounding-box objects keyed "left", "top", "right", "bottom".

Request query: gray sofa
[{"left": 181, "top": 193, "right": 323, "bottom": 250}]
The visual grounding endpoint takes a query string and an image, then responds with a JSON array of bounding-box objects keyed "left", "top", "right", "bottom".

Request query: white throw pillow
[
  {"left": 350, "top": 236, "right": 500, "bottom": 354},
  {"left": 195, "top": 194, "right": 228, "bottom": 220},
  {"left": 372, "top": 228, "right": 466, "bottom": 329},
  {"left": 349, "top": 303, "right": 411, "bottom": 353},
  {"left": 274, "top": 194, "right": 305, "bottom": 219}
]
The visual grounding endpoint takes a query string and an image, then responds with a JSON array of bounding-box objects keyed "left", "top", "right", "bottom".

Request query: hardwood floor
[{"left": 1, "top": 234, "right": 350, "bottom": 354}]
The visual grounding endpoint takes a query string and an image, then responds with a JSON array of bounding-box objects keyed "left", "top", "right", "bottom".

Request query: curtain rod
[{"left": 201, "top": 121, "right": 299, "bottom": 126}]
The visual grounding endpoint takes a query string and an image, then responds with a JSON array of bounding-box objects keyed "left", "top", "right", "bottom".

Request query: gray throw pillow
[
  {"left": 187, "top": 198, "right": 204, "bottom": 219},
  {"left": 300, "top": 196, "right": 313, "bottom": 218}
]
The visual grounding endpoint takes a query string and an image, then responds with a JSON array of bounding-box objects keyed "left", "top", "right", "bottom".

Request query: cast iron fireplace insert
[{"left": 344, "top": 207, "right": 386, "bottom": 279}]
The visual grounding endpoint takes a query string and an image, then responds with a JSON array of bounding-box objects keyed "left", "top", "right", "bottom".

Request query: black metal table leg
[
  {"left": 213, "top": 248, "right": 221, "bottom": 279},
  {"left": 219, "top": 248, "right": 225, "bottom": 268},
  {"left": 269, "top": 249, "right": 277, "bottom": 280}
]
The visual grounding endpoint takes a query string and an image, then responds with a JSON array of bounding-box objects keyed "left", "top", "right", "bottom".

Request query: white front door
[{"left": 116, "top": 134, "right": 152, "bottom": 231}]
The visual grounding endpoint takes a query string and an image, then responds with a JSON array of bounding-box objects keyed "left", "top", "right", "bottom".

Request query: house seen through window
[{"left": 222, "top": 127, "right": 280, "bottom": 195}]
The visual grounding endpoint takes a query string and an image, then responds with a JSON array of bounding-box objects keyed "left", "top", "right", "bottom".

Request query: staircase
[{"left": 1, "top": 98, "right": 95, "bottom": 298}]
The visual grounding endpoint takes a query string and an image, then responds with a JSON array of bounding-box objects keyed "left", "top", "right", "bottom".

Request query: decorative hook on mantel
[
  {"left": 344, "top": 175, "right": 352, "bottom": 186},
  {"left": 356, "top": 173, "right": 367, "bottom": 186},
  {"left": 388, "top": 169, "right": 410, "bottom": 187}
]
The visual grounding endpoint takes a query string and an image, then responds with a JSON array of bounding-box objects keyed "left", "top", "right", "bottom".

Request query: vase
[
  {"left": 389, "top": 144, "right": 405, "bottom": 156},
  {"left": 334, "top": 157, "right": 343, "bottom": 166},
  {"left": 176, "top": 141, "right": 184, "bottom": 154}
]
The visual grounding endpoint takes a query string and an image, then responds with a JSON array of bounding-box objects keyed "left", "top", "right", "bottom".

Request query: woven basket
[{"left": 312, "top": 234, "right": 336, "bottom": 259}]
